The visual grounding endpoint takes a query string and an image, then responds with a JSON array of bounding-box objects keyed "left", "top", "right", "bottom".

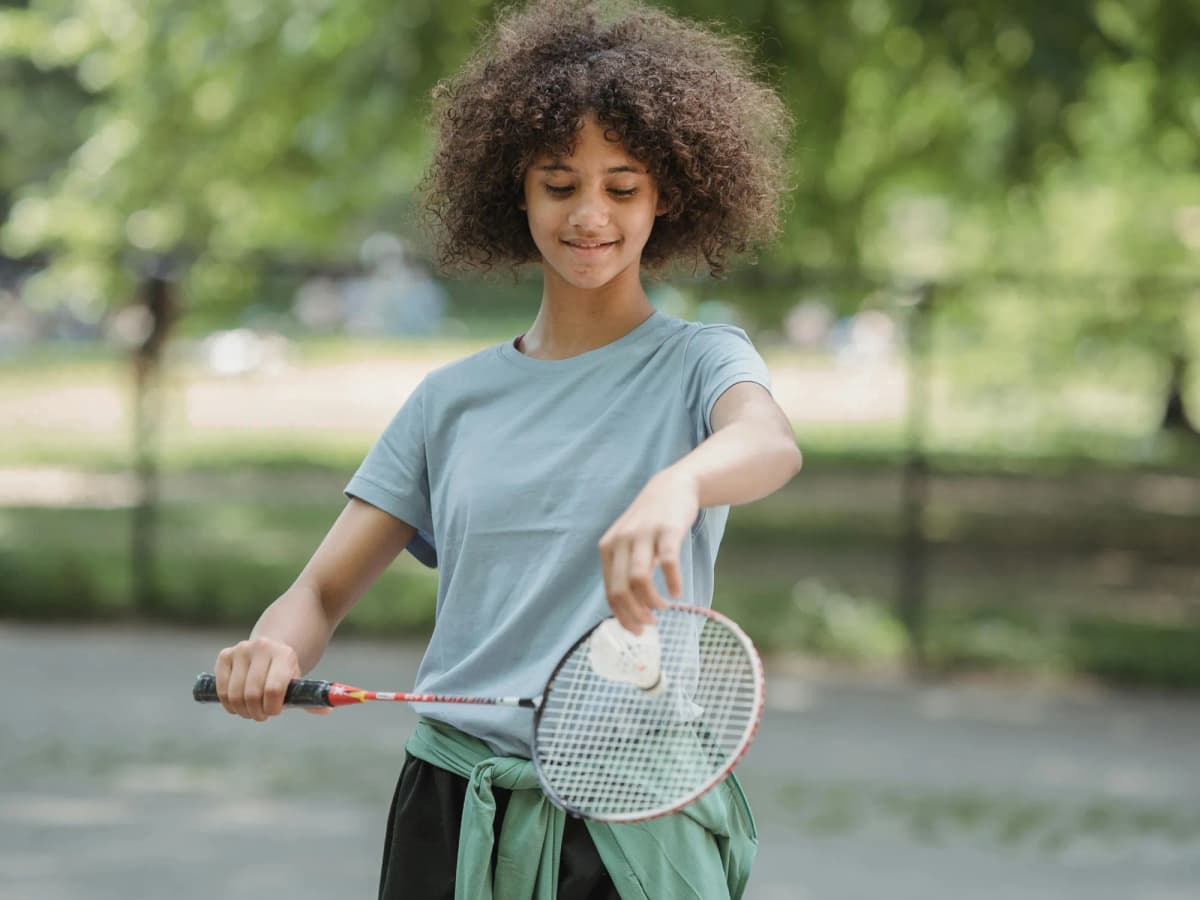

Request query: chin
[
  {"left": 559, "top": 268, "right": 622, "bottom": 290},
  {"left": 558, "top": 255, "right": 635, "bottom": 286}
]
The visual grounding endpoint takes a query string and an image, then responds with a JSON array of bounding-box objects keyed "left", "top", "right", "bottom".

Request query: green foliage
[
  {"left": 785, "top": 578, "right": 908, "bottom": 661},
  {"left": 0, "top": 0, "right": 492, "bottom": 310},
  {"left": 3, "top": 1, "right": 1198, "bottom": 312}
]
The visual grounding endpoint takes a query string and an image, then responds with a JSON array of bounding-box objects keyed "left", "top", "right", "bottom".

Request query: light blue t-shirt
[{"left": 345, "top": 310, "right": 772, "bottom": 756}]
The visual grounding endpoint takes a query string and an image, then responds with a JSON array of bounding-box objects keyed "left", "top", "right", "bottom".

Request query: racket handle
[{"left": 192, "top": 673, "right": 334, "bottom": 707}]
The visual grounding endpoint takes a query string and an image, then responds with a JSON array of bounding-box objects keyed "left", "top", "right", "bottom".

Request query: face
[{"left": 520, "top": 115, "right": 666, "bottom": 291}]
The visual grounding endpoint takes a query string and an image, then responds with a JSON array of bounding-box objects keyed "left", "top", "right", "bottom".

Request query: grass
[
  {"left": 2, "top": 462, "right": 1197, "bottom": 688},
  {"left": 0, "top": 502, "right": 437, "bottom": 632}
]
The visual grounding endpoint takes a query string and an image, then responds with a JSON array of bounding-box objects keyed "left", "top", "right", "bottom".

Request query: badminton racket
[{"left": 194, "top": 603, "right": 764, "bottom": 822}]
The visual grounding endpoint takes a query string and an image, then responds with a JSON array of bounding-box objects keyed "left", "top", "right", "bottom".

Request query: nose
[{"left": 567, "top": 186, "right": 610, "bottom": 230}]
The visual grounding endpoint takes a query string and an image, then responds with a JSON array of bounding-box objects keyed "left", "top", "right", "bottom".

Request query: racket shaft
[
  {"left": 356, "top": 690, "right": 536, "bottom": 708},
  {"left": 192, "top": 674, "right": 536, "bottom": 708}
]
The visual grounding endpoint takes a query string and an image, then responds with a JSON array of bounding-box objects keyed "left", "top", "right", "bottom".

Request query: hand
[
  {"left": 599, "top": 467, "right": 700, "bottom": 634},
  {"left": 214, "top": 636, "right": 329, "bottom": 720}
]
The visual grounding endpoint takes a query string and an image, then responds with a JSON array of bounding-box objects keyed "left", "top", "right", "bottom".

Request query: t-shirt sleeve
[
  {"left": 682, "top": 324, "right": 773, "bottom": 440},
  {"left": 344, "top": 379, "right": 437, "bottom": 568}
]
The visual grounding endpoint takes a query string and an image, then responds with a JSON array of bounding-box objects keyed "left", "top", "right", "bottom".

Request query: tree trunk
[
  {"left": 1161, "top": 351, "right": 1199, "bottom": 438},
  {"left": 131, "top": 267, "right": 178, "bottom": 615},
  {"left": 898, "top": 284, "right": 935, "bottom": 675}
]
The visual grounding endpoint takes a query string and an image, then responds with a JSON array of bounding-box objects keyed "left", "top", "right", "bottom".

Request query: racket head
[{"left": 531, "top": 604, "right": 764, "bottom": 823}]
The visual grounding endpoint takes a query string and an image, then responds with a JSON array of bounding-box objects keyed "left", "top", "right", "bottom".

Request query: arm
[
  {"left": 215, "top": 498, "right": 417, "bottom": 720},
  {"left": 600, "top": 382, "right": 801, "bottom": 632}
]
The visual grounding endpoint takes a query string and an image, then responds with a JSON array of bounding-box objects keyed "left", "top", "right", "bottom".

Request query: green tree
[
  {"left": 2, "top": 0, "right": 492, "bottom": 315},
  {"left": 670, "top": 0, "right": 1199, "bottom": 433}
]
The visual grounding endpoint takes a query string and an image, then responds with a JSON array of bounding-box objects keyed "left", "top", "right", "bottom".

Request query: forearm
[
  {"left": 249, "top": 580, "right": 337, "bottom": 675},
  {"left": 666, "top": 419, "right": 802, "bottom": 508}
]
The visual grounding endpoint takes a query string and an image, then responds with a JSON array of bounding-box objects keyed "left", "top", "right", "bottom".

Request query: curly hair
[{"left": 420, "top": 0, "right": 792, "bottom": 279}]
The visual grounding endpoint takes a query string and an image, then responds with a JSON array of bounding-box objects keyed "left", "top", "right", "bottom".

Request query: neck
[{"left": 518, "top": 263, "right": 656, "bottom": 360}]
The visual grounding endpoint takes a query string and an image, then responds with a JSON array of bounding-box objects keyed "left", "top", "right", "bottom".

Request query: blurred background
[{"left": 1, "top": 1, "right": 1198, "bottom": 899}]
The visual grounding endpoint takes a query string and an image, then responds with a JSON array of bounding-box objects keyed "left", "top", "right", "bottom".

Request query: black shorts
[{"left": 378, "top": 753, "right": 620, "bottom": 900}]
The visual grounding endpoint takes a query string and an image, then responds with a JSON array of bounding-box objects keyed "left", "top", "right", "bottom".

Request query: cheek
[
  {"left": 521, "top": 205, "right": 547, "bottom": 244},
  {"left": 631, "top": 203, "right": 659, "bottom": 239},
  {"left": 530, "top": 216, "right": 561, "bottom": 250}
]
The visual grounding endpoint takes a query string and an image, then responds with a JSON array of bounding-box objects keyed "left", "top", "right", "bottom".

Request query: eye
[
  {"left": 545, "top": 185, "right": 573, "bottom": 195},
  {"left": 610, "top": 188, "right": 639, "bottom": 198}
]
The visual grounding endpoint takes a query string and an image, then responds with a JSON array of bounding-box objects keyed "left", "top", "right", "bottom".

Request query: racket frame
[{"left": 531, "top": 603, "right": 765, "bottom": 823}]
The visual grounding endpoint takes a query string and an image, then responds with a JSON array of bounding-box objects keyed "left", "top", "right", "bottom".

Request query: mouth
[{"left": 562, "top": 239, "right": 618, "bottom": 256}]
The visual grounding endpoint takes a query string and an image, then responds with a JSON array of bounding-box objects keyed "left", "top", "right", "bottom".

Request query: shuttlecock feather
[{"left": 588, "top": 618, "right": 666, "bottom": 694}]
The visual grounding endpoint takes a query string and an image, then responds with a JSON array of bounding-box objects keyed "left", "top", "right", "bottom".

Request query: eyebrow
[{"left": 536, "top": 162, "right": 644, "bottom": 175}]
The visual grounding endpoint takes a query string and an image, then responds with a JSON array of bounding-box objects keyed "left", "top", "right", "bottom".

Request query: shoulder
[
  {"left": 650, "top": 313, "right": 743, "bottom": 349},
  {"left": 420, "top": 341, "right": 512, "bottom": 393},
  {"left": 653, "top": 312, "right": 755, "bottom": 344},
  {"left": 640, "top": 314, "right": 764, "bottom": 374},
  {"left": 671, "top": 319, "right": 760, "bottom": 362},
  {"left": 674, "top": 319, "right": 770, "bottom": 400}
]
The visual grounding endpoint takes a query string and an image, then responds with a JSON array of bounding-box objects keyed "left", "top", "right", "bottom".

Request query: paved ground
[{"left": 2, "top": 624, "right": 1198, "bottom": 899}]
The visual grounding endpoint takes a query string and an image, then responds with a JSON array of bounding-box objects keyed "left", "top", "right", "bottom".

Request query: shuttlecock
[{"left": 588, "top": 618, "right": 666, "bottom": 694}]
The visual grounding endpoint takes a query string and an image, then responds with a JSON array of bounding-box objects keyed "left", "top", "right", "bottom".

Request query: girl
[{"left": 213, "top": 1, "right": 799, "bottom": 897}]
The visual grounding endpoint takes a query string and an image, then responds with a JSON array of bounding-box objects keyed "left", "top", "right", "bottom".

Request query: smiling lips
[{"left": 563, "top": 238, "right": 617, "bottom": 255}]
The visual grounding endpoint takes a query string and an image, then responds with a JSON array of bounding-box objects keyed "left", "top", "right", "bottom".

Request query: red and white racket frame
[{"left": 531, "top": 603, "right": 766, "bottom": 822}]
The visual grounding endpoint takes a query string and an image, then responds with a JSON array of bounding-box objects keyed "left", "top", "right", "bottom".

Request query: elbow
[
  {"left": 770, "top": 427, "right": 802, "bottom": 483},
  {"left": 785, "top": 438, "right": 803, "bottom": 479}
]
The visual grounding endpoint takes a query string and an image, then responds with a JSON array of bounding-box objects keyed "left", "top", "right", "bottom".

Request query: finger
[
  {"left": 603, "top": 537, "right": 641, "bottom": 635},
  {"left": 242, "top": 653, "right": 271, "bottom": 721},
  {"left": 225, "top": 650, "right": 250, "bottom": 719},
  {"left": 262, "top": 655, "right": 294, "bottom": 718},
  {"left": 627, "top": 535, "right": 665, "bottom": 618},
  {"left": 656, "top": 528, "right": 685, "bottom": 598},
  {"left": 215, "top": 647, "right": 235, "bottom": 716},
  {"left": 302, "top": 707, "right": 333, "bottom": 716}
]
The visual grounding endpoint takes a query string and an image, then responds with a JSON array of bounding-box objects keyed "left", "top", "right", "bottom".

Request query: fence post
[{"left": 897, "top": 282, "right": 935, "bottom": 673}]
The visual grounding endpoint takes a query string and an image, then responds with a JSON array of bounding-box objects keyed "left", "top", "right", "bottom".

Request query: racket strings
[{"left": 534, "top": 610, "right": 760, "bottom": 820}]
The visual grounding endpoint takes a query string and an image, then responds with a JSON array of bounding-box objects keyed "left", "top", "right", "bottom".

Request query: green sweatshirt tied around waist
[{"left": 404, "top": 717, "right": 757, "bottom": 900}]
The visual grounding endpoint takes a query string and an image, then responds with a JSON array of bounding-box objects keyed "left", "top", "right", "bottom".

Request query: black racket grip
[{"left": 192, "top": 673, "right": 333, "bottom": 707}]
